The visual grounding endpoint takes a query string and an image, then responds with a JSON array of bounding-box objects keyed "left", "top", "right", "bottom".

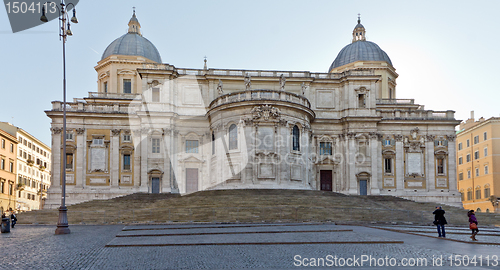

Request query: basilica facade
[{"left": 44, "top": 13, "right": 461, "bottom": 208}]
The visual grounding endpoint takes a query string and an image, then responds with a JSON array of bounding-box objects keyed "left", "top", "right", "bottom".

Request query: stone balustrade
[
  {"left": 376, "top": 98, "right": 415, "bottom": 105},
  {"left": 50, "top": 101, "right": 133, "bottom": 114},
  {"left": 88, "top": 92, "right": 141, "bottom": 100},
  {"left": 209, "top": 89, "right": 311, "bottom": 110},
  {"left": 378, "top": 110, "right": 455, "bottom": 120},
  {"left": 141, "top": 63, "right": 375, "bottom": 79}
]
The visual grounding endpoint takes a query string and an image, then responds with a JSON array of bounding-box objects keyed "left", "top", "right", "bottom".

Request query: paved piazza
[{"left": 1, "top": 223, "right": 499, "bottom": 269}]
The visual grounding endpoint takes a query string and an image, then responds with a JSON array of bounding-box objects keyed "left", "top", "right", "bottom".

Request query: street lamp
[{"left": 40, "top": 0, "right": 78, "bottom": 235}]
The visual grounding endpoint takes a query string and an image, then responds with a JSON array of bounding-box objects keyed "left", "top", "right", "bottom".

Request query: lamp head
[
  {"left": 40, "top": 6, "right": 48, "bottom": 22},
  {"left": 70, "top": 9, "right": 78, "bottom": 24},
  {"left": 66, "top": 23, "right": 72, "bottom": 36}
]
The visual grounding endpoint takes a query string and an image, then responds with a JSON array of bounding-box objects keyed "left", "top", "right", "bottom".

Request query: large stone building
[
  {"left": 0, "top": 128, "right": 17, "bottom": 214},
  {"left": 45, "top": 13, "right": 461, "bottom": 208},
  {"left": 457, "top": 112, "right": 500, "bottom": 213},
  {"left": 0, "top": 122, "right": 52, "bottom": 211}
]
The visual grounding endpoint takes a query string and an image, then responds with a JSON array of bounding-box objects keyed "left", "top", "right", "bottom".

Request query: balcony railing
[
  {"left": 141, "top": 64, "right": 375, "bottom": 80},
  {"left": 376, "top": 98, "right": 415, "bottom": 105},
  {"left": 209, "top": 89, "right": 311, "bottom": 110}
]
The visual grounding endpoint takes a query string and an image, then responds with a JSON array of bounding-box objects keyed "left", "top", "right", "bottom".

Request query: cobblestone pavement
[{"left": 1, "top": 223, "right": 499, "bottom": 269}]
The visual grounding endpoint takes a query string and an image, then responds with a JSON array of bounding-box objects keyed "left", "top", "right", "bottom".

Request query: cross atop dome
[
  {"left": 352, "top": 14, "right": 366, "bottom": 43},
  {"left": 128, "top": 8, "right": 141, "bottom": 36}
]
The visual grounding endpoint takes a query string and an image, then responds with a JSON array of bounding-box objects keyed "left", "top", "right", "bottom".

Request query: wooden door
[
  {"left": 186, "top": 168, "right": 198, "bottom": 193},
  {"left": 320, "top": 170, "right": 332, "bottom": 191}
]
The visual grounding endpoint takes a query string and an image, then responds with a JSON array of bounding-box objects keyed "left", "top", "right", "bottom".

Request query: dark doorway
[
  {"left": 359, "top": 180, "right": 367, "bottom": 195},
  {"left": 320, "top": 170, "right": 332, "bottom": 191},
  {"left": 151, "top": 177, "right": 160, "bottom": 194},
  {"left": 186, "top": 168, "right": 198, "bottom": 193}
]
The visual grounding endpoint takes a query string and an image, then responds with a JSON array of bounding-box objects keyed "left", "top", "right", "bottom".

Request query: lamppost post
[{"left": 40, "top": 0, "right": 78, "bottom": 235}]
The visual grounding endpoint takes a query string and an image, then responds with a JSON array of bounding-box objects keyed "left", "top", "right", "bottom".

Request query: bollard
[{"left": 1, "top": 218, "right": 11, "bottom": 233}]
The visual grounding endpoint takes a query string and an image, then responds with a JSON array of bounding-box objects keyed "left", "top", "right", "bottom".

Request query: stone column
[
  {"left": 140, "top": 128, "right": 149, "bottom": 191},
  {"left": 447, "top": 135, "right": 458, "bottom": 192},
  {"left": 133, "top": 129, "right": 141, "bottom": 188},
  {"left": 75, "top": 128, "right": 85, "bottom": 188},
  {"left": 395, "top": 135, "right": 404, "bottom": 192},
  {"left": 370, "top": 133, "right": 380, "bottom": 194},
  {"left": 51, "top": 128, "right": 62, "bottom": 188},
  {"left": 347, "top": 133, "right": 357, "bottom": 194},
  {"left": 110, "top": 129, "right": 120, "bottom": 187},
  {"left": 426, "top": 135, "right": 436, "bottom": 191}
]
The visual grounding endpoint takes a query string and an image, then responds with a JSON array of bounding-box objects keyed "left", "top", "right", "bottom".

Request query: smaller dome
[
  {"left": 354, "top": 23, "right": 364, "bottom": 29},
  {"left": 328, "top": 41, "right": 392, "bottom": 72}
]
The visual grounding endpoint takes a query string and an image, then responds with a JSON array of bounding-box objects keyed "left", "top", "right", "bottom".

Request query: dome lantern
[
  {"left": 128, "top": 8, "right": 141, "bottom": 35},
  {"left": 352, "top": 14, "right": 366, "bottom": 43}
]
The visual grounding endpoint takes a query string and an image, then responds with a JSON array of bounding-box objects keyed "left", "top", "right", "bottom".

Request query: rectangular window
[
  {"left": 358, "top": 94, "right": 366, "bottom": 108},
  {"left": 8, "top": 184, "right": 13, "bottom": 196},
  {"left": 0, "top": 159, "right": 4, "bottom": 170},
  {"left": 467, "top": 190, "right": 472, "bottom": 201},
  {"left": 475, "top": 189, "right": 481, "bottom": 200},
  {"left": 484, "top": 165, "right": 489, "bottom": 175},
  {"left": 458, "top": 172, "right": 463, "bottom": 180},
  {"left": 185, "top": 140, "right": 199, "bottom": 153},
  {"left": 66, "top": 133, "right": 73, "bottom": 140},
  {"left": 123, "top": 134, "right": 131, "bottom": 142},
  {"left": 458, "top": 157, "right": 462, "bottom": 165},
  {"left": 384, "top": 158, "right": 392, "bottom": 174},
  {"left": 66, "top": 153, "right": 73, "bottom": 170},
  {"left": 152, "top": 138, "right": 160, "bottom": 153},
  {"left": 152, "top": 88, "right": 160, "bottom": 102},
  {"left": 467, "top": 170, "right": 471, "bottom": 179},
  {"left": 466, "top": 154, "right": 471, "bottom": 162},
  {"left": 92, "top": 138, "right": 104, "bottom": 145},
  {"left": 484, "top": 147, "right": 488, "bottom": 157},
  {"left": 474, "top": 151, "right": 479, "bottom": 160},
  {"left": 123, "top": 79, "right": 132, "bottom": 93},
  {"left": 437, "top": 158, "right": 444, "bottom": 174},
  {"left": 458, "top": 143, "right": 462, "bottom": 151},
  {"left": 461, "top": 192, "right": 465, "bottom": 201},
  {"left": 474, "top": 135, "right": 479, "bottom": 144},
  {"left": 435, "top": 140, "right": 448, "bottom": 147},
  {"left": 123, "top": 154, "right": 131, "bottom": 170},
  {"left": 1, "top": 139, "right": 4, "bottom": 148},
  {"left": 319, "top": 142, "right": 332, "bottom": 155},
  {"left": 383, "top": 139, "right": 391, "bottom": 146},
  {"left": 23, "top": 152, "right": 26, "bottom": 159},
  {"left": 9, "top": 162, "right": 13, "bottom": 173},
  {"left": 484, "top": 132, "right": 487, "bottom": 141},
  {"left": 0, "top": 181, "right": 3, "bottom": 194},
  {"left": 19, "top": 149, "right": 22, "bottom": 157},
  {"left": 475, "top": 167, "right": 479, "bottom": 177},
  {"left": 9, "top": 143, "right": 13, "bottom": 153},
  {"left": 466, "top": 139, "right": 470, "bottom": 147},
  {"left": 485, "top": 188, "right": 491, "bottom": 198},
  {"left": 103, "top": 81, "right": 108, "bottom": 93}
]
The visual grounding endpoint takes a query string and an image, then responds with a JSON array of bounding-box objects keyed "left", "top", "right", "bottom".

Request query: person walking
[
  {"left": 10, "top": 212, "right": 17, "bottom": 228},
  {"left": 433, "top": 206, "right": 447, "bottom": 237},
  {"left": 468, "top": 210, "right": 479, "bottom": 241}
]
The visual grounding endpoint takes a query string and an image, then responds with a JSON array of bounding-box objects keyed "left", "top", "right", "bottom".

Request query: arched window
[
  {"left": 292, "top": 125, "right": 300, "bottom": 151},
  {"left": 229, "top": 124, "right": 238, "bottom": 150},
  {"left": 212, "top": 132, "right": 215, "bottom": 155}
]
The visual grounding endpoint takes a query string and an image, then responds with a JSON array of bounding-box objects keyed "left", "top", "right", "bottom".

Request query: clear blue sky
[{"left": 1, "top": 0, "right": 499, "bottom": 146}]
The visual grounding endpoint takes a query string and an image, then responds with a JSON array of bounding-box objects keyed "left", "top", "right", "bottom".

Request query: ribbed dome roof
[
  {"left": 101, "top": 12, "right": 162, "bottom": 63},
  {"left": 101, "top": 33, "right": 162, "bottom": 63},
  {"left": 328, "top": 40, "right": 392, "bottom": 72}
]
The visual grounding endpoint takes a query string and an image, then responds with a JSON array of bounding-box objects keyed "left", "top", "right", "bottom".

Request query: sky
[{"left": 1, "top": 0, "right": 499, "bottom": 146}]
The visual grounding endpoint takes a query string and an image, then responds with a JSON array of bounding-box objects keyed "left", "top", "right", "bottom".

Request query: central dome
[
  {"left": 101, "top": 12, "right": 162, "bottom": 63},
  {"left": 328, "top": 41, "right": 392, "bottom": 72},
  {"left": 328, "top": 18, "right": 392, "bottom": 72},
  {"left": 101, "top": 33, "right": 162, "bottom": 63}
]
